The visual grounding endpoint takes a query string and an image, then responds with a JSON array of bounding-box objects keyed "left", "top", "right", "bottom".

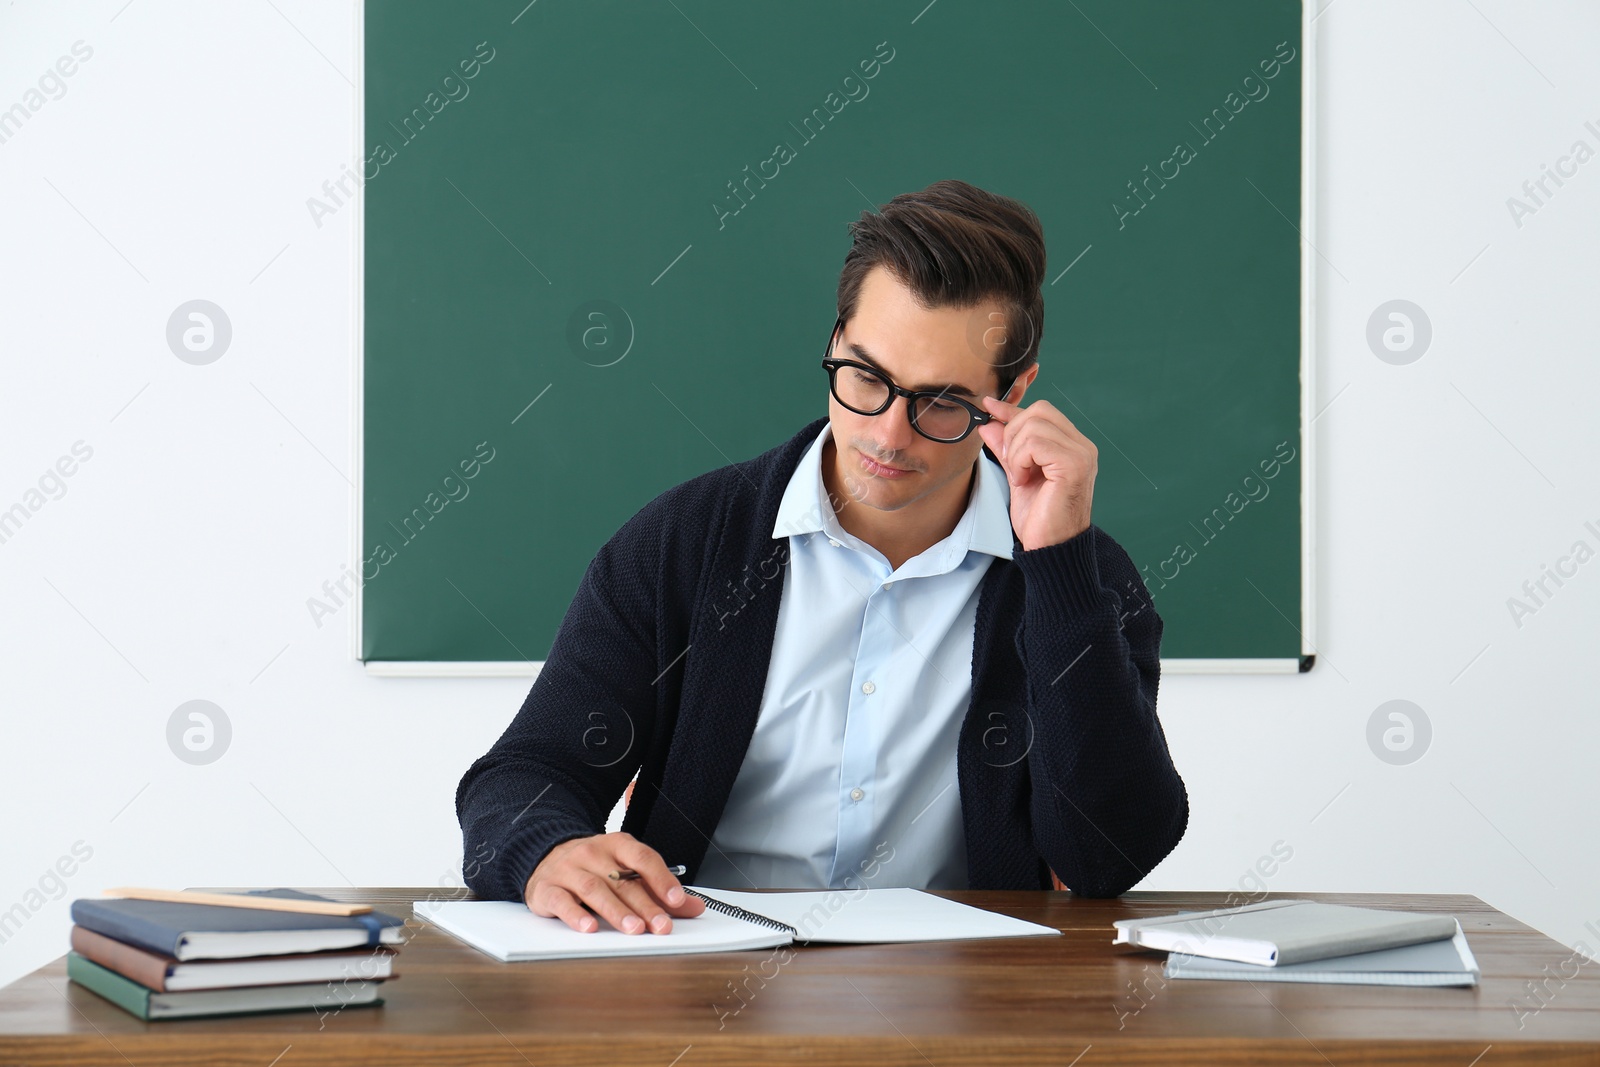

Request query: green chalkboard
[{"left": 362, "top": 0, "right": 1305, "bottom": 665}]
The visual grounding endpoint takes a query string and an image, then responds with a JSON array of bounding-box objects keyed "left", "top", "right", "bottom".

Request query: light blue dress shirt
[{"left": 695, "top": 423, "right": 1015, "bottom": 891}]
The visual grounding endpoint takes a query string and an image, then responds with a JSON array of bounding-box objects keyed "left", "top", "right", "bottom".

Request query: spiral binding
[{"left": 684, "top": 888, "right": 798, "bottom": 936}]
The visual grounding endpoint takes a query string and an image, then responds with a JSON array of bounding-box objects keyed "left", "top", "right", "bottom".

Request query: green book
[{"left": 67, "top": 953, "right": 384, "bottom": 1021}]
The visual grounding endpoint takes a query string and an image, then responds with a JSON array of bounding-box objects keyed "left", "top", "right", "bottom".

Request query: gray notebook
[
  {"left": 1165, "top": 926, "right": 1479, "bottom": 986},
  {"left": 1113, "top": 899, "right": 1461, "bottom": 966}
]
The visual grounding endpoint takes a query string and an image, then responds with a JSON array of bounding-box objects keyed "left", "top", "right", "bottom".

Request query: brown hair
[{"left": 835, "top": 178, "right": 1046, "bottom": 394}]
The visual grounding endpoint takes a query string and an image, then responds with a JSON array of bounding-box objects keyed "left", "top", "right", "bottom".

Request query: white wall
[{"left": 2, "top": 0, "right": 1596, "bottom": 991}]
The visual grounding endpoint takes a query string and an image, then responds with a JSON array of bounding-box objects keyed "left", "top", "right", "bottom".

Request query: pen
[{"left": 609, "top": 864, "right": 687, "bottom": 881}]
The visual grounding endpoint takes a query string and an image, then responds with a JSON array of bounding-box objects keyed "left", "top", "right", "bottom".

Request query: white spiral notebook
[{"left": 413, "top": 887, "right": 1060, "bottom": 962}]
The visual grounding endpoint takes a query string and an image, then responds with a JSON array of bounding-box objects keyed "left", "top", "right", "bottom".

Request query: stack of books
[
  {"left": 66, "top": 888, "right": 405, "bottom": 1021},
  {"left": 1112, "top": 899, "right": 1480, "bottom": 987}
]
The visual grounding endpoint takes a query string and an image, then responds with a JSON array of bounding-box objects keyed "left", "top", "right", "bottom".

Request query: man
[{"left": 456, "top": 179, "right": 1187, "bottom": 936}]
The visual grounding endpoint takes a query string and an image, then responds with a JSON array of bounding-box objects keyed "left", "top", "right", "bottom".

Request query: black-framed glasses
[{"left": 822, "top": 316, "right": 1013, "bottom": 443}]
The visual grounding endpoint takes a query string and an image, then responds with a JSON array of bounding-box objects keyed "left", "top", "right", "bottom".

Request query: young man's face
[{"left": 825, "top": 264, "right": 1033, "bottom": 516}]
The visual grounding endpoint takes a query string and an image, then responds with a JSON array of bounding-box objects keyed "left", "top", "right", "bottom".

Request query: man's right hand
[{"left": 523, "top": 832, "right": 706, "bottom": 934}]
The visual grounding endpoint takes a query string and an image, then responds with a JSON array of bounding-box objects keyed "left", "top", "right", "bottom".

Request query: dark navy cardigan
[{"left": 456, "top": 415, "right": 1188, "bottom": 900}]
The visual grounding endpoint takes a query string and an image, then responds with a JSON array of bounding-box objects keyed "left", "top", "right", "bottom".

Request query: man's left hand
[{"left": 976, "top": 396, "right": 1098, "bottom": 551}]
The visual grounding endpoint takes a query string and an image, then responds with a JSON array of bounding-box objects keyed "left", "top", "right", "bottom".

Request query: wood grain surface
[{"left": 1, "top": 888, "right": 1596, "bottom": 1066}]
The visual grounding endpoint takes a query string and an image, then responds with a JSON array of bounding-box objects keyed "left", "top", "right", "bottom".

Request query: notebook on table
[
  {"left": 1112, "top": 899, "right": 1462, "bottom": 966},
  {"left": 414, "top": 886, "right": 1060, "bottom": 962},
  {"left": 1162, "top": 925, "right": 1480, "bottom": 987}
]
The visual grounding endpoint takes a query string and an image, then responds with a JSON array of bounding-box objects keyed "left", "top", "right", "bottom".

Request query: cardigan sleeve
[
  {"left": 454, "top": 500, "right": 668, "bottom": 903},
  {"left": 1011, "top": 524, "right": 1188, "bottom": 897}
]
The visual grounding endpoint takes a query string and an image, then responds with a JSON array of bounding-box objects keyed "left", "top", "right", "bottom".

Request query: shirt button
[
  {"left": 828, "top": 539, "right": 841, "bottom": 548},
  {"left": 850, "top": 788, "right": 865, "bottom": 802},
  {"left": 860, "top": 681, "right": 876, "bottom": 695},
  {"left": 883, "top": 580, "right": 894, "bottom": 588}
]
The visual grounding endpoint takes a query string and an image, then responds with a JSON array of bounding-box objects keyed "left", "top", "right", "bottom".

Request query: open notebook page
[
  {"left": 412, "top": 899, "right": 790, "bottom": 962},
  {"left": 685, "top": 887, "right": 1061, "bottom": 944}
]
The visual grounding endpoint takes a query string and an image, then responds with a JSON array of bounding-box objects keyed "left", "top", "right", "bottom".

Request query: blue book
[{"left": 71, "top": 889, "right": 405, "bottom": 960}]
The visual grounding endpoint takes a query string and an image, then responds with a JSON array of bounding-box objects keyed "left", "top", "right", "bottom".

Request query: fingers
[
  {"left": 981, "top": 400, "right": 1094, "bottom": 482},
  {"left": 522, "top": 831, "right": 704, "bottom": 934},
  {"left": 981, "top": 395, "right": 1031, "bottom": 467},
  {"left": 568, "top": 870, "right": 654, "bottom": 934},
  {"left": 976, "top": 419, "right": 1005, "bottom": 456},
  {"left": 673, "top": 888, "right": 707, "bottom": 918},
  {"left": 527, "top": 883, "right": 600, "bottom": 933},
  {"left": 982, "top": 396, "right": 1085, "bottom": 445},
  {"left": 529, "top": 869, "right": 650, "bottom": 934},
  {"left": 610, "top": 878, "right": 675, "bottom": 934},
  {"left": 980, "top": 394, "right": 1021, "bottom": 420},
  {"left": 614, "top": 838, "right": 705, "bottom": 918},
  {"left": 997, "top": 417, "right": 1054, "bottom": 485}
]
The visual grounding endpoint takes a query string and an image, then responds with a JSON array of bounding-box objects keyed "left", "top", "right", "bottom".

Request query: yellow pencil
[{"left": 102, "top": 887, "right": 372, "bottom": 917}]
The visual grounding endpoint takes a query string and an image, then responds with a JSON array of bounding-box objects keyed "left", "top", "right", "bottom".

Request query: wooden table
[{"left": 2, "top": 888, "right": 1597, "bottom": 1065}]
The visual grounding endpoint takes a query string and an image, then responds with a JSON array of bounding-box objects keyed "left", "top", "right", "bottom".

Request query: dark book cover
[{"left": 70, "top": 889, "right": 405, "bottom": 960}]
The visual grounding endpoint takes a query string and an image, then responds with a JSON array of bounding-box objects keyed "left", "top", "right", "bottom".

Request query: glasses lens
[
  {"left": 911, "top": 395, "right": 973, "bottom": 441},
  {"left": 833, "top": 364, "right": 892, "bottom": 414}
]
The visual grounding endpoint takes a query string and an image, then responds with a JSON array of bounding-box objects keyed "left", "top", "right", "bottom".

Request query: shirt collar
[{"left": 772, "top": 423, "right": 1014, "bottom": 562}]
